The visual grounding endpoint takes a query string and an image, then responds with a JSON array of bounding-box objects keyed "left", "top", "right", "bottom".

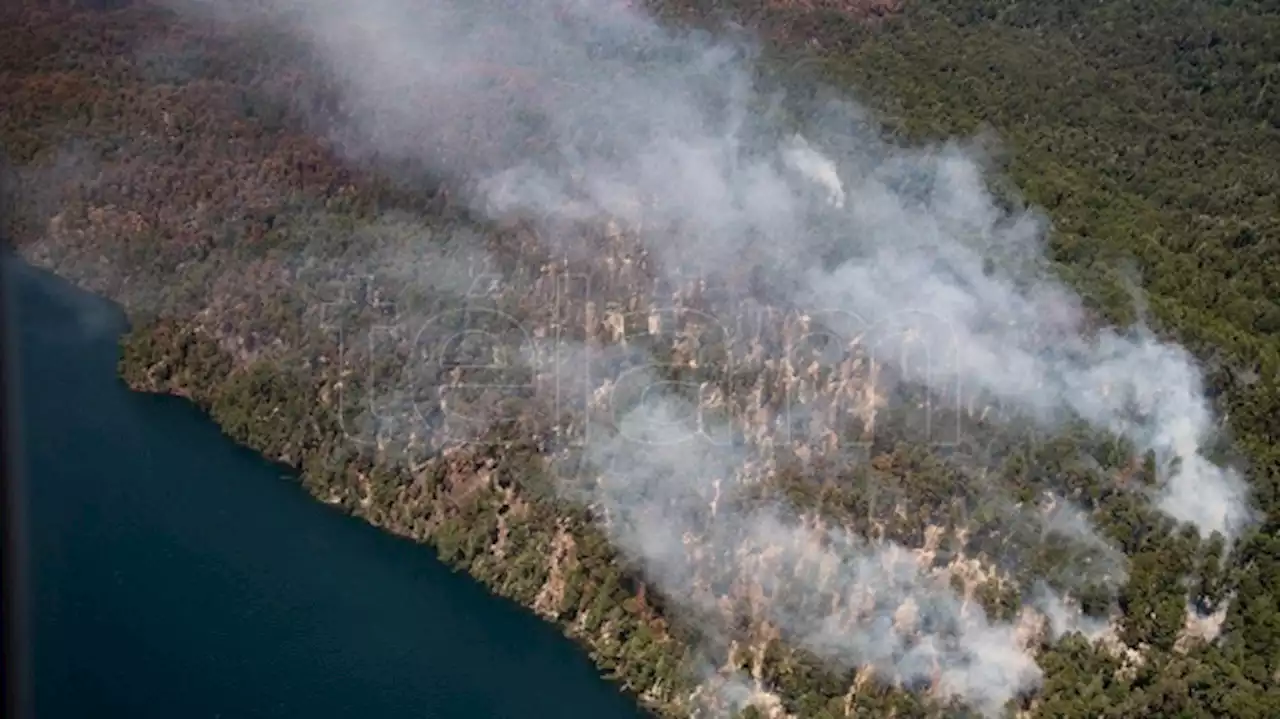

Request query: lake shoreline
[
  {"left": 11, "top": 258, "right": 659, "bottom": 719},
  {"left": 8, "top": 254, "right": 693, "bottom": 717}
]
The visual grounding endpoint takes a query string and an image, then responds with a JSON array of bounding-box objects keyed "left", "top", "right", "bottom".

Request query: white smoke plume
[
  {"left": 584, "top": 389, "right": 1042, "bottom": 716},
  {"left": 158, "top": 0, "right": 1254, "bottom": 711},
  {"left": 780, "top": 134, "right": 846, "bottom": 209},
  {"left": 170, "top": 0, "right": 1251, "bottom": 538}
]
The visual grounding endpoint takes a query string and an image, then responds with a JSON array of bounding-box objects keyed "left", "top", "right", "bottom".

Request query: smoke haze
[
  {"left": 173, "top": 0, "right": 1251, "bottom": 533},
  {"left": 161, "top": 0, "right": 1255, "bottom": 713}
]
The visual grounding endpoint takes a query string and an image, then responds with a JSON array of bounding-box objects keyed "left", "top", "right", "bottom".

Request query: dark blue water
[{"left": 7, "top": 260, "right": 647, "bottom": 719}]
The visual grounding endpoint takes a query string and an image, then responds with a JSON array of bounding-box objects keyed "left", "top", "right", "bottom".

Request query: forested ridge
[{"left": 2, "top": 0, "right": 1278, "bottom": 717}]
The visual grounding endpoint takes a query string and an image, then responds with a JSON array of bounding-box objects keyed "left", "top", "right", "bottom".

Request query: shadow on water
[{"left": 5, "top": 257, "right": 650, "bottom": 719}]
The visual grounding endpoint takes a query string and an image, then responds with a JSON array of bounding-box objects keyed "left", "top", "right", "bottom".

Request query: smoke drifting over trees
[
  {"left": 81, "top": 0, "right": 1260, "bottom": 714},
  {"left": 175, "top": 0, "right": 1250, "bottom": 525}
]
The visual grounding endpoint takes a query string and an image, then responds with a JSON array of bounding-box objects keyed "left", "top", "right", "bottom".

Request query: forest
[{"left": 2, "top": 0, "right": 1278, "bottom": 717}]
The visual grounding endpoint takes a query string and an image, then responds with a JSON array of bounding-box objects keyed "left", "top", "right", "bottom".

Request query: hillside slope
[{"left": 3, "top": 1, "right": 1278, "bottom": 718}]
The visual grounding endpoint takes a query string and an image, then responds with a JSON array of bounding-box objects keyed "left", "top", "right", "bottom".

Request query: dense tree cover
[{"left": 3, "top": 1, "right": 1279, "bottom": 717}]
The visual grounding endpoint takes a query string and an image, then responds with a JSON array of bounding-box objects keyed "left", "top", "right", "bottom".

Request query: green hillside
[{"left": 2, "top": 1, "right": 1278, "bottom": 717}]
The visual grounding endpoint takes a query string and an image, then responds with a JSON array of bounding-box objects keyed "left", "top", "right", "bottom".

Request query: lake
[{"left": 7, "top": 259, "right": 649, "bottom": 719}]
